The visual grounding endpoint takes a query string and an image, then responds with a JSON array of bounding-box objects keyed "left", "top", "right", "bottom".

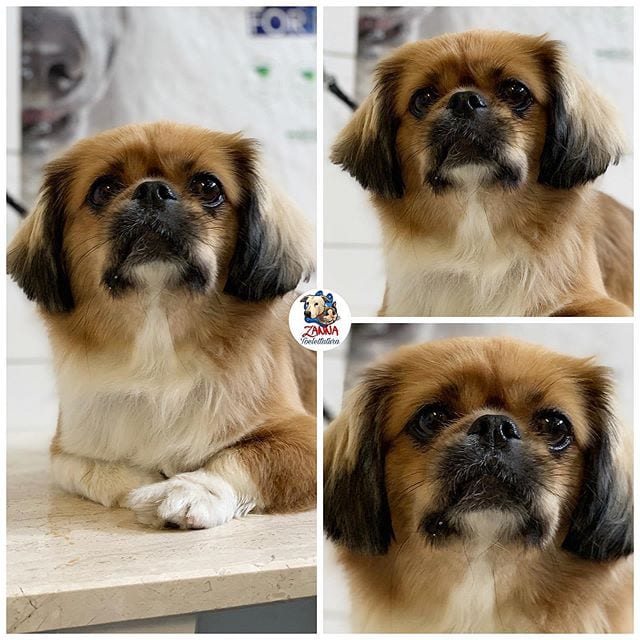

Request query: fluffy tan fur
[
  {"left": 8, "top": 122, "right": 316, "bottom": 528},
  {"left": 324, "top": 337, "right": 633, "bottom": 632},
  {"left": 332, "top": 30, "right": 633, "bottom": 317}
]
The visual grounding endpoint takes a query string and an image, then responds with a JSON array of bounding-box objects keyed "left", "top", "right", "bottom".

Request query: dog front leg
[
  {"left": 50, "top": 439, "right": 164, "bottom": 508},
  {"left": 125, "top": 413, "right": 316, "bottom": 529},
  {"left": 552, "top": 295, "right": 632, "bottom": 317}
]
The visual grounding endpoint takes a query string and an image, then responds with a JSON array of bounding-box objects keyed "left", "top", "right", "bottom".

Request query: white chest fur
[
  {"left": 383, "top": 181, "right": 558, "bottom": 317},
  {"left": 354, "top": 512, "right": 534, "bottom": 633},
  {"left": 354, "top": 556, "right": 520, "bottom": 634},
  {"left": 56, "top": 281, "right": 268, "bottom": 475}
]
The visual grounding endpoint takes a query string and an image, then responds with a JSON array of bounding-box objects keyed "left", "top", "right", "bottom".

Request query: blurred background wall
[
  {"left": 323, "top": 322, "right": 634, "bottom": 632},
  {"left": 7, "top": 6, "right": 316, "bottom": 436},
  {"left": 323, "top": 6, "right": 634, "bottom": 316}
]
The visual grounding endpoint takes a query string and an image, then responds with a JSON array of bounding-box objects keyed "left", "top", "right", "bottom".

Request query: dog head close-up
[
  {"left": 302, "top": 292, "right": 328, "bottom": 319},
  {"left": 332, "top": 30, "right": 624, "bottom": 198},
  {"left": 325, "top": 337, "right": 632, "bottom": 562},
  {"left": 8, "top": 122, "right": 314, "bottom": 321}
]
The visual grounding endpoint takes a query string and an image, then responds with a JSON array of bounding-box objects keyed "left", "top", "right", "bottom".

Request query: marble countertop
[{"left": 7, "top": 432, "right": 317, "bottom": 633}]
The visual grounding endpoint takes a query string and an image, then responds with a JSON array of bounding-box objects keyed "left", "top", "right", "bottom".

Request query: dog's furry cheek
[
  {"left": 192, "top": 242, "right": 219, "bottom": 291},
  {"left": 534, "top": 487, "right": 562, "bottom": 544},
  {"left": 395, "top": 128, "right": 432, "bottom": 192},
  {"left": 502, "top": 146, "right": 530, "bottom": 185}
]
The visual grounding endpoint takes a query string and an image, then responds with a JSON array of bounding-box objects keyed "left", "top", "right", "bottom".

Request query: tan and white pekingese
[
  {"left": 324, "top": 337, "right": 633, "bottom": 632},
  {"left": 8, "top": 122, "right": 317, "bottom": 529},
  {"left": 332, "top": 30, "right": 633, "bottom": 317}
]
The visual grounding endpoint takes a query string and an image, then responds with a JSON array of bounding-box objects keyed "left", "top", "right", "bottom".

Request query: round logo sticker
[{"left": 289, "top": 289, "right": 352, "bottom": 351}]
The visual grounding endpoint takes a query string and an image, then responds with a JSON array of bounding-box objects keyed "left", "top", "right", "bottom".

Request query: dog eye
[
  {"left": 189, "top": 172, "right": 225, "bottom": 208},
  {"left": 88, "top": 175, "right": 124, "bottom": 208},
  {"left": 534, "top": 409, "right": 573, "bottom": 453},
  {"left": 409, "top": 86, "right": 440, "bottom": 118},
  {"left": 497, "top": 79, "right": 532, "bottom": 113},
  {"left": 407, "top": 403, "right": 453, "bottom": 442}
]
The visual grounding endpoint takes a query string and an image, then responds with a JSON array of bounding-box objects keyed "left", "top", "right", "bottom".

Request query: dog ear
[
  {"left": 536, "top": 39, "right": 625, "bottom": 189},
  {"left": 330, "top": 58, "right": 405, "bottom": 199},
  {"left": 7, "top": 163, "right": 74, "bottom": 313},
  {"left": 224, "top": 138, "right": 314, "bottom": 302},
  {"left": 324, "top": 367, "right": 395, "bottom": 554},
  {"left": 562, "top": 364, "right": 633, "bottom": 560}
]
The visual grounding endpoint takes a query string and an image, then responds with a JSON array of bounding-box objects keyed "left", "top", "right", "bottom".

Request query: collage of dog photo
[{"left": 3, "top": 2, "right": 635, "bottom": 636}]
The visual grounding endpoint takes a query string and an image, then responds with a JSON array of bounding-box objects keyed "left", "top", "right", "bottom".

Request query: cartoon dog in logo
[
  {"left": 302, "top": 292, "right": 327, "bottom": 320},
  {"left": 319, "top": 305, "right": 338, "bottom": 325},
  {"left": 302, "top": 291, "right": 339, "bottom": 326}
]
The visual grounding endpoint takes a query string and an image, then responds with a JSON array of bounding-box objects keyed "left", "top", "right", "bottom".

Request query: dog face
[
  {"left": 320, "top": 306, "right": 337, "bottom": 324},
  {"left": 303, "top": 293, "right": 327, "bottom": 319},
  {"left": 8, "top": 122, "right": 313, "bottom": 313},
  {"left": 324, "top": 337, "right": 632, "bottom": 561},
  {"left": 332, "top": 30, "right": 624, "bottom": 197}
]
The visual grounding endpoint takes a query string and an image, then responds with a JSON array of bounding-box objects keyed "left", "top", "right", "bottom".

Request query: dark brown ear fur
[
  {"left": 7, "top": 162, "right": 74, "bottom": 313},
  {"left": 324, "top": 368, "right": 396, "bottom": 554},
  {"left": 536, "top": 40, "right": 625, "bottom": 189},
  {"left": 224, "top": 139, "right": 313, "bottom": 301},
  {"left": 562, "top": 365, "right": 633, "bottom": 560},
  {"left": 330, "top": 59, "right": 405, "bottom": 199}
]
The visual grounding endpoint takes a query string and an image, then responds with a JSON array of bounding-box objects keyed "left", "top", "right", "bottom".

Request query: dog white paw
[{"left": 124, "top": 471, "right": 253, "bottom": 529}]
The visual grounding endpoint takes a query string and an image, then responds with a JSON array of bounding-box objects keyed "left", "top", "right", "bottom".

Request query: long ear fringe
[
  {"left": 224, "top": 141, "right": 314, "bottom": 302},
  {"left": 537, "top": 40, "right": 626, "bottom": 189},
  {"left": 330, "top": 58, "right": 405, "bottom": 199},
  {"left": 7, "top": 170, "right": 74, "bottom": 313},
  {"left": 324, "top": 370, "right": 395, "bottom": 555},
  {"left": 562, "top": 368, "right": 633, "bottom": 561}
]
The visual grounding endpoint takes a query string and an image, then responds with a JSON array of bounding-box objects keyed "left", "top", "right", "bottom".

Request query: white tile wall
[
  {"left": 6, "top": 8, "right": 20, "bottom": 152},
  {"left": 7, "top": 8, "right": 55, "bottom": 435},
  {"left": 7, "top": 362, "right": 58, "bottom": 433},
  {"left": 323, "top": 540, "right": 351, "bottom": 633},
  {"left": 324, "top": 246, "right": 384, "bottom": 317},
  {"left": 323, "top": 8, "right": 382, "bottom": 318},
  {"left": 324, "top": 7, "right": 358, "bottom": 56},
  {"left": 6, "top": 282, "right": 52, "bottom": 362}
]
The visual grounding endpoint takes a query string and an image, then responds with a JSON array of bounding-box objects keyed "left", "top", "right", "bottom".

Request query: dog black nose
[
  {"left": 468, "top": 414, "right": 521, "bottom": 448},
  {"left": 132, "top": 181, "right": 177, "bottom": 206},
  {"left": 447, "top": 91, "right": 487, "bottom": 117}
]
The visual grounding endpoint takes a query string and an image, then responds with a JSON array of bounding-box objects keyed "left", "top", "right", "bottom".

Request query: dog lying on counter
[{"left": 8, "top": 121, "right": 317, "bottom": 529}]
